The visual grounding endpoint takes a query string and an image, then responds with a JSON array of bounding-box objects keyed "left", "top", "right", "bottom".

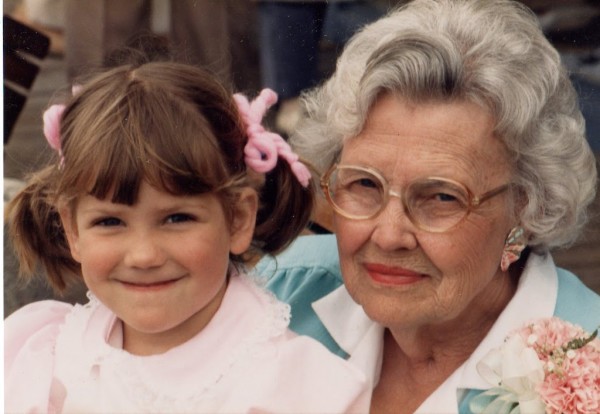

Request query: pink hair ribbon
[
  {"left": 233, "top": 88, "right": 311, "bottom": 187},
  {"left": 43, "top": 104, "right": 66, "bottom": 165},
  {"left": 42, "top": 86, "right": 80, "bottom": 166}
]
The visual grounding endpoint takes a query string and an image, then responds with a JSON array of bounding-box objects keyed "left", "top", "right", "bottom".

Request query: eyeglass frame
[{"left": 320, "top": 164, "right": 512, "bottom": 233}]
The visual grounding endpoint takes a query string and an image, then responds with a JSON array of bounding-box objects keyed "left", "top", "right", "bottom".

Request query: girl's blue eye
[
  {"left": 166, "top": 213, "right": 194, "bottom": 224},
  {"left": 95, "top": 217, "right": 122, "bottom": 227}
]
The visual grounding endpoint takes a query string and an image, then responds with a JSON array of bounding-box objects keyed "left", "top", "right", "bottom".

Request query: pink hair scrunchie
[
  {"left": 42, "top": 85, "right": 80, "bottom": 166},
  {"left": 43, "top": 104, "right": 66, "bottom": 164},
  {"left": 234, "top": 89, "right": 311, "bottom": 187},
  {"left": 43, "top": 104, "right": 64, "bottom": 152}
]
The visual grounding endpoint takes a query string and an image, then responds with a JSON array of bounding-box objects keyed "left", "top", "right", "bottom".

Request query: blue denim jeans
[{"left": 258, "top": 1, "right": 383, "bottom": 100}]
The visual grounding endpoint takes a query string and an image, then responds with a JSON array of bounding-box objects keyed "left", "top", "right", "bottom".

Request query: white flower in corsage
[{"left": 471, "top": 317, "right": 599, "bottom": 414}]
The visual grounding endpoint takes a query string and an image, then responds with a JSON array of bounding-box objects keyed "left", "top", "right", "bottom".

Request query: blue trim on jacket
[{"left": 258, "top": 235, "right": 347, "bottom": 357}]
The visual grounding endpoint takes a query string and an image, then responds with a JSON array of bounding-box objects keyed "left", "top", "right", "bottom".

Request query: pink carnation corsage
[{"left": 471, "top": 317, "right": 599, "bottom": 414}]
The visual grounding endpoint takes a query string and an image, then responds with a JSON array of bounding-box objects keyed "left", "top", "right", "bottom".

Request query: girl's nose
[
  {"left": 371, "top": 196, "right": 418, "bottom": 251},
  {"left": 123, "top": 233, "right": 166, "bottom": 269}
]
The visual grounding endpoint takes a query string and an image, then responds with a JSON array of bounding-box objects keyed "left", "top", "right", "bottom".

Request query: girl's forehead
[{"left": 80, "top": 180, "right": 214, "bottom": 203}]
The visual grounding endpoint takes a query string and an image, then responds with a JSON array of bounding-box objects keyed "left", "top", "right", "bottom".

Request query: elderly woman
[{"left": 257, "top": 0, "right": 600, "bottom": 412}]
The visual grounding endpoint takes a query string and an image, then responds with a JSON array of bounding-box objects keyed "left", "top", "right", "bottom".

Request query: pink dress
[{"left": 5, "top": 275, "right": 369, "bottom": 413}]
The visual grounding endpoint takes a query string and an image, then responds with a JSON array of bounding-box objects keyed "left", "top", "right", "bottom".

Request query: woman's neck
[
  {"left": 372, "top": 269, "right": 519, "bottom": 413},
  {"left": 409, "top": 271, "right": 515, "bottom": 354}
]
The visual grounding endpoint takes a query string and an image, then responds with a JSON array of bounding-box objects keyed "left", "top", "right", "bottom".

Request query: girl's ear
[
  {"left": 229, "top": 188, "right": 258, "bottom": 255},
  {"left": 58, "top": 207, "right": 82, "bottom": 263}
]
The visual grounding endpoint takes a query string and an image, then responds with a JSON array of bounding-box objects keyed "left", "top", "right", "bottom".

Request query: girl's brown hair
[{"left": 7, "top": 61, "right": 313, "bottom": 292}]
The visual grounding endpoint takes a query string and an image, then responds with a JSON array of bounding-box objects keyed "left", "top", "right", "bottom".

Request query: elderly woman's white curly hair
[{"left": 292, "top": 0, "right": 597, "bottom": 252}]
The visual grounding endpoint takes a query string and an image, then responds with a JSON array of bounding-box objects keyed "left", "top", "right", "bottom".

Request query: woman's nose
[
  {"left": 123, "top": 232, "right": 166, "bottom": 269},
  {"left": 371, "top": 195, "right": 418, "bottom": 251}
]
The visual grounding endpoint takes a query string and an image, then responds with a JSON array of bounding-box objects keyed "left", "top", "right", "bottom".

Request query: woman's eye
[
  {"left": 341, "top": 176, "right": 378, "bottom": 190},
  {"left": 165, "top": 213, "right": 195, "bottom": 224},
  {"left": 435, "top": 193, "right": 458, "bottom": 202},
  {"left": 356, "top": 178, "right": 379, "bottom": 189},
  {"left": 94, "top": 217, "right": 123, "bottom": 227}
]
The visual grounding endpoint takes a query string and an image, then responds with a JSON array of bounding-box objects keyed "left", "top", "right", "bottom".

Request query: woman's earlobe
[{"left": 229, "top": 188, "right": 259, "bottom": 255}]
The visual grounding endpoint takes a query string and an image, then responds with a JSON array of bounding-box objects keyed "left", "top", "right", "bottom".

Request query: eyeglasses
[{"left": 320, "top": 164, "right": 511, "bottom": 233}]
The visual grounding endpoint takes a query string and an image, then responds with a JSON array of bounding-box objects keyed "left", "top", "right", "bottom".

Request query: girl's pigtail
[
  {"left": 234, "top": 89, "right": 315, "bottom": 255},
  {"left": 254, "top": 161, "right": 314, "bottom": 255},
  {"left": 6, "top": 167, "right": 80, "bottom": 293}
]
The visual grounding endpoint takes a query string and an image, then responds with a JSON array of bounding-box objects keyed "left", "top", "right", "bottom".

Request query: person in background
[
  {"left": 5, "top": 58, "right": 368, "bottom": 413},
  {"left": 256, "top": 0, "right": 383, "bottom": 135},
  {"left": 63, "top": 0, "right": 258, "bottom": 89},
  {"left": 258, "top": 0, "right": 600, "bottom": 412}
]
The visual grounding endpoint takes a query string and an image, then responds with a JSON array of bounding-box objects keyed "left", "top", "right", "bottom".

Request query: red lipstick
[{"left": 364, "top": 263, "right": 425, "bottom": 286}]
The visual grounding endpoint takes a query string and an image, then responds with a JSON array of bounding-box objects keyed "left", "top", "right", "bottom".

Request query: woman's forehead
[{"left": 341, "top": 95, "right": 510, "bottom": 184}]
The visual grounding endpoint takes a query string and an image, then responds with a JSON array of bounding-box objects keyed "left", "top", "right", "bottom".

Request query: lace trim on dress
[{"left": 241, "top": 270, "right": 291, "bottom": 338}]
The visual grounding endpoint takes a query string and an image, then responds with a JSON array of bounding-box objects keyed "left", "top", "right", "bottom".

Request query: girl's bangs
[{"left": 65, "top": 88, "right": 232, "bottom": 205}]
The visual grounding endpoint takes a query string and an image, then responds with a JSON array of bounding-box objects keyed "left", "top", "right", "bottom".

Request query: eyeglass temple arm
[{"left": 472, "top": 184, "right": 511, "bottom": 206}]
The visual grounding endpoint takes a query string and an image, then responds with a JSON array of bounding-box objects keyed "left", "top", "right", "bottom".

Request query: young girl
[{"left": 5, "top": 61, "right": 368, "bottom": 413}]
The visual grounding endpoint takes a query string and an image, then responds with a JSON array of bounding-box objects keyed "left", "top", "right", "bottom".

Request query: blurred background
[{"left": 4, "top": 0, "right": 600, "bottom": 316}]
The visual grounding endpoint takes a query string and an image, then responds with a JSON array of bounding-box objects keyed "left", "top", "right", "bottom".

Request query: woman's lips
[{"left": 364, "top": 263, "right": 426, "bottom": 286}]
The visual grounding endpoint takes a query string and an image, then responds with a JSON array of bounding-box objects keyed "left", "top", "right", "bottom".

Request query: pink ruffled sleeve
[{"left": 5, "top": 300, "right": 73, "bottom": 414}]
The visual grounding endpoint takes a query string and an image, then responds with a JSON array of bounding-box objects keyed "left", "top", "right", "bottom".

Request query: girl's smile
[{"left": 117, "top": 277, "right": 185, "bottom": 291}]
